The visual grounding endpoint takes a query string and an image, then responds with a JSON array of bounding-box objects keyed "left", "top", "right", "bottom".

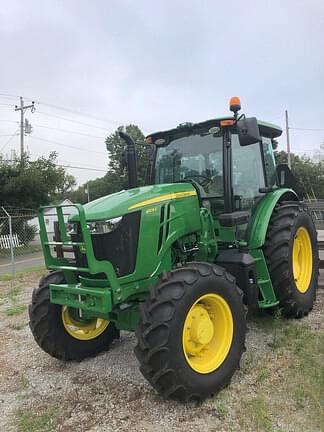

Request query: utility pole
[
  {"left": 85, "top": 183, "right": 90, "bottom": 202},
  {"left": 285, "top": 109, "right": 291, "bottom": 168},
  {"left": 15, "top": 97, "right": 35, "bottom": 161}
]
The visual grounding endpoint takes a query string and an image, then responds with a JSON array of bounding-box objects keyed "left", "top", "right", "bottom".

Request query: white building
[{"left": 29, "top": 199, "right": 76, "bottom": 234}]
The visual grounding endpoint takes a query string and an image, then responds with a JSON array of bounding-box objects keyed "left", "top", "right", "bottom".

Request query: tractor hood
[{"left": 72, "top": 183, "right": 197, "bottom": 221}]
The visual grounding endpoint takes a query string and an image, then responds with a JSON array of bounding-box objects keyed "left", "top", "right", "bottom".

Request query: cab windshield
[{"left": 154, "top": 133, "right": 224, "bottom": 199}]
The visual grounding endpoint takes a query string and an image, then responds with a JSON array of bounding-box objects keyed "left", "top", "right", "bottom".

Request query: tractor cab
[{"left": 147, "top": 98, "right": 282, "bottom": 220}]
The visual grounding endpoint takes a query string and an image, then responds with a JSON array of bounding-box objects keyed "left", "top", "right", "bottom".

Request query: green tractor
[{"left": 29, "top": 97, "right": 318, "bottom": 402}]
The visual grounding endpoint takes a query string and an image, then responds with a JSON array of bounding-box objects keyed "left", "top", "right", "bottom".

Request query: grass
[
  {"left": 0, "top": 244, "right": 42, "bottom": 258},
  {"left": 7, "top": 284, "right": 22, "bottom": 299},
  {"left": 214, "top": 391, "right": 227, "bottom": 418},
  {"left": 9, "top": 322, "right": 26, "bottom": 330},
  {"left": 5, "top": 304, "right": 27, "bottom": 316},
  {"left": 14, "top": 405, "right": 59, "bottom": 432},
  {"left": 240, "top": 348, "right": 258, "bottom": 374},
  {"left": 213, "top": 313, "right": 324, "bottom": 431},
  {"left": 277, "top": 323, "right": 324, "bottom": 422},
  {"left": 19, "top": 375, "right": 29, "bottom": 390},
  {"left": 0, "top": 265, "right": 45, "bottom": 281},
  {"left": 255, "top": 366, "right": 271, "bottom": 384},
  {"left": 133, "top": 305, "right": 322, "bottom": 429},
  {"left": 241, "top": 396, "right": 274, "bottom": 432},
  {"left": 0, "top": 284, "right": 22, "bottom": 305}
]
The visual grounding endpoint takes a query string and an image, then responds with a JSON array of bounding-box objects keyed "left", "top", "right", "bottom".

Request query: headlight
[
  {"left": 66, "top": 222, "right": 78, "bottom": 235},
  {"left": 87, "top": 217, "right": 122, "bottom": 234}
]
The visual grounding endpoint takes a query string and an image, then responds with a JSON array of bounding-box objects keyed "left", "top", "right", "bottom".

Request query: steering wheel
[{"left": 183, "top": 175, "right": 211, "bottom": 187}]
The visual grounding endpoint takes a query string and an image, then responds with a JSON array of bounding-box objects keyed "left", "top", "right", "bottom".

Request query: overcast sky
[{"left": 0, "top": 0, "right": 323, "bottom": 185}]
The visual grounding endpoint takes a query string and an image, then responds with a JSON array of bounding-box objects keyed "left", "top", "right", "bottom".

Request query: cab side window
[
  {"left": 231, "top": 134, "right": 265, "bottom": 210},
  {"left": 262, "top": 137, "right": 277, "bottom": 187}
]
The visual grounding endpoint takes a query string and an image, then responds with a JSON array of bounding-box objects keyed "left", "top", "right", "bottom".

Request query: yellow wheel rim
[
  {"left": 182, "top": 293, "right": 233, "bottom": 374},
  {"left": 61, "top": 306, "right": 109, "bottom": 341},
  {"left": 292, "top": 227, "right": 313, "bottom": 293}
]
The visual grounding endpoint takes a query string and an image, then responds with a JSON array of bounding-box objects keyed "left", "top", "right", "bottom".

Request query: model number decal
[{"left": 146, "top": 207, "right": 158, "bottom": 214}]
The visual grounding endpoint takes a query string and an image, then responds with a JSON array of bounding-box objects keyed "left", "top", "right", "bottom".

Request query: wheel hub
[
  {"left": 292, "top": 227, "right": 313, "bottom": 293},
  {"left": 186, "top": 305, "right": 214, "bottom": 346},
  {"left": 61, "top": 306, "right": 109, "bottom": 340},
  {"left": 182, "top": 293, "right": 233, "bottom": 374}
]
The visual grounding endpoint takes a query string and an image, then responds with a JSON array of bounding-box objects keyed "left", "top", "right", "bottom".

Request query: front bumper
[{"left": 50, "top": 282, "right": 112, "bottom": 318}]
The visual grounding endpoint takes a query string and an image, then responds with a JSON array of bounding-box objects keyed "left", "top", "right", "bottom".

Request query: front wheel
[
  {"left": 29, "top": 271, "right": 119, "bottom": 361},
  {"left": 134, "top": 262, "right": 246, "bottom": 402}
]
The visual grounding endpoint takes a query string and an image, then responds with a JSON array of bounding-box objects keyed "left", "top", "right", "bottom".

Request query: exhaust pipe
[{"left": 119, "top": 131, "right": 138, "bottom": 189}]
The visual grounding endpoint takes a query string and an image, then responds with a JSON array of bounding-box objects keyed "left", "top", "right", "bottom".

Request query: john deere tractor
[{"left": 29, "top": 97, "right": 319, "bottom": 401}]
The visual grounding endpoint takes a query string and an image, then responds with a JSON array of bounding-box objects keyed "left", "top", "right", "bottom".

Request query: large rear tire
[
  {"left": 134, "top": 262, "right": 246, "bottom": 402},
  {"left": 264, "top": 201, "right": 319, "bottom": 318},
  {"left": 29, "top": 271, "right": 119, "bottom": 360}
]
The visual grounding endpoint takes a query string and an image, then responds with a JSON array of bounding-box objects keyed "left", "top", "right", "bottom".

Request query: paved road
[{"left": 0, "top": 252, "right": 44, "bottom": 275}]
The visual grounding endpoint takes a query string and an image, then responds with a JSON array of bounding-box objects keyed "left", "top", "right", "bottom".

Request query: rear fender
[{"left": 247, "top": 189, "right": 298, "bottom": 249}]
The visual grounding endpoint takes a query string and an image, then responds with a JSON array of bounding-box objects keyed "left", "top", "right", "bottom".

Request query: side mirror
[{"left": 237, "top": 117, "right": 261, "bottom": 146}]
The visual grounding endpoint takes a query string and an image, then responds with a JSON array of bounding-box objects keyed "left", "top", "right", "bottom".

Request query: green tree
[
  {"left": 0, "top": 152, "right": 76, "bottom": 209},
  {"left": 68, "top": 124, "right": 150, "bottom": 203},
  {"left": 275, "top": 150, "right": 324, "bottom": 199},
  {"left": 69, "top": 173, "right": 122, "bottom": 204},
  {"left": 105, "top": 124, "right": 150, "bottom": 190}
]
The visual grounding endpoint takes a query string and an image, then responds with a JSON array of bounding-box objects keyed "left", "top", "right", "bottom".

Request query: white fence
[{"left": 0, "top": 233, "right": 22, "bottom": 249}]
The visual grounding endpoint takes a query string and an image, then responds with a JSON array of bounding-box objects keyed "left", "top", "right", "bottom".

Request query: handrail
[{"left": 38, "top": 203, "right": 120, "bottom": 290}]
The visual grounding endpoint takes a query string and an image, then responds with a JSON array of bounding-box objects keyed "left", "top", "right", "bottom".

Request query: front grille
[{"left": 71, "top": 211, "right": 141, "bottom": 277}]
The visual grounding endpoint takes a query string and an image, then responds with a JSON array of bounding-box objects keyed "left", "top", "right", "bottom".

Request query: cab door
[{"left": 231, "top": 133, "right": 266, "bottom": 211}]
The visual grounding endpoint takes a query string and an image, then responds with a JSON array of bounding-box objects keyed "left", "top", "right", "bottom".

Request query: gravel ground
[{"left": 0, "top": 271, "right": 323, "bottom": 432}]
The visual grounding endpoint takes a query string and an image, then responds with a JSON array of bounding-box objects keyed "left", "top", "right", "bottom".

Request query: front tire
[
  {"left": 29, "top": 271, "right": 119, "bottom": 360},
  {"left": 134, "top": 262, "right": 246, "bottom": 401},
  {"left": 264, "top": 201, "right": 319, "bottom": 318}
]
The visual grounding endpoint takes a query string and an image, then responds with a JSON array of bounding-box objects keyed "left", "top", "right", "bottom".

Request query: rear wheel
[
  {"left": 29, "top": 271, "right": 119, "bottom": 360},
  {"left": 134, "top": 262, "right": 246, "bottom": 401},
  {"left": 264, "top": 201, "right": 319, "bottom": 317}
]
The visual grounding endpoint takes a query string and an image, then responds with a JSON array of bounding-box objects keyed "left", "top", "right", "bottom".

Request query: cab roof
[{"left": 147, "top": 117, "right": 282, "bottom": 143}]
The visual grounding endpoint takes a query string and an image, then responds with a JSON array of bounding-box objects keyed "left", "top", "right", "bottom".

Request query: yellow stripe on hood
[{"left": 128, "top": 190, "right": 197, "bottom": 210}]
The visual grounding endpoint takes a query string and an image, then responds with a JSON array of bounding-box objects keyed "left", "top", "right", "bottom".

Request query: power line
[
  {"left": 0, "top": 156, "right": 107, "bottom": 174},
  {"left": 0, "top": 92, "right": 20, "bottom": 99},
  {"left": 290, "top": 127, "right": 324, "bottom": 132},
  {"left": 0, "top": 129, "right": 18, "bottom": 152},
  {"left": 33, "top": 123, "right": 106, "bottom": 139},
  {"left": 36, "top": 110, "right": 111, "bottom": 131},
  {"left": 35, "top": 101, "right": 121, "bottom": 126},
  {"left": 29, "top": 135, "right": 107, "bottom": 155},
  {"left": 0, "top": 120, "right": 19, "bottom": 124},
  {"left": 1, "top": 94, "right": 148, "bottom": 132},
  {"left": 1, "top": 93, "right": 119, "bottom": 125},
  {"left": 59, "top": 159, "right": 107, "bottom": 169},
  {"left": 56, "top": 163, "right": 107, "bottom": 173}
]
